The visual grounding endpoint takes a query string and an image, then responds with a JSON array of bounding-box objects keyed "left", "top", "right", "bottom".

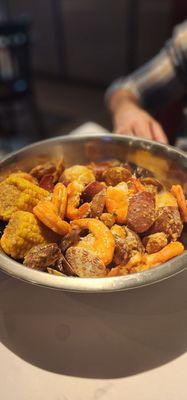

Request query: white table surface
[
  {"left": 0, "top": 124, "right": 187, "bottom": 399},
  {"left": 0, "top": 268, "right": 187, "bottom": 400}
]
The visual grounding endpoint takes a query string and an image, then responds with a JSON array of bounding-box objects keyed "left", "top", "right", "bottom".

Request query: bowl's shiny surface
[{"left": 0, "top": 133, "right": 187, "bottom": 292}]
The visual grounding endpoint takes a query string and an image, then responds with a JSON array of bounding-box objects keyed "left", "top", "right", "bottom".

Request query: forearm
[
  {"left": 107, "top": 21, "right": 187, "bottom": 114},
  {"left": 106, "top": 52, "right": 171, "bottom": 144},
  {"left": 106, "top": 21, "right": 187, "bottom": 144},
  {"left": 107, "top": 54, "right": 184, "bottom": 115}
]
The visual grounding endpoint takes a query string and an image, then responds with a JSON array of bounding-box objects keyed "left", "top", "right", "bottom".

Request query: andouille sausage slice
[
  {"left": 150, "top": 206, "right": 183, "bottom": 241},
  {"left": 113, "top": 238, "right": 129, "bottom": 265},
  {"left": 142, "top": 232, "right": 168, "bottom": 254},
  {"left": 30, "top": 162, "right": 56, "bottom": 180},
  {"left": 102, "top": 167, "right": 131, "bottom": 186},
  {"left": 81, "top": 181, "right": 105, "bottom": 202},
  {"left": 87, "top": 160, "right": 121, "bottom": 181},
  {"left": 90, "top": 188, "right": 106, "bottom": 218},
  {"left": 39, "top": 174, "right": 55, "bottom": 192},
  {"left": 126, "top": 191, "right": 155, "bottom": 233}
]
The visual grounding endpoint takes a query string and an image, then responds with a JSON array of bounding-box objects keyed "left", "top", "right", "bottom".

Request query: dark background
[
  {"left": 7, "top": 0, "right": 182, "bottom": 82},
  {"left": 0, "top": 0, "right": 187, "bottom": 150}
]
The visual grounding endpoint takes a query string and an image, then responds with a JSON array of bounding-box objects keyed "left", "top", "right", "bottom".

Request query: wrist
[{"left": 109, "top": 89, "right": 139, "bottom": 114}]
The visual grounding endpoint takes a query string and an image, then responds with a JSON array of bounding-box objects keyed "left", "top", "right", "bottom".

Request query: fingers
[
  {"left": 132, "top": 121, "right": 153, "bottom": 140},
  {"left": 149, "top": 120, "right": 168, "bottom": 144},
  {"left": 115, "top": 126, "right": 135, "bottom": 136},
  {"left": 113, "top": 105, "right": 169, "bottom": 144},
  {"left": 115, "top": 121, "right": 153, "bottom": 141},
  {"left": 115, "top": 119, "right": 168, "bottom": 145}
]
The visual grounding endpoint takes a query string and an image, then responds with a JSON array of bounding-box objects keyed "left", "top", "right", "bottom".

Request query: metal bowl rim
[{"left": 0, "top": 133, "right": 187, "bottom": 292}]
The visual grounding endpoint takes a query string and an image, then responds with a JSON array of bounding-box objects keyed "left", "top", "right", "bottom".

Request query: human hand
[{"left": 113, "top": 101, "right": 168, "bottom": 144}]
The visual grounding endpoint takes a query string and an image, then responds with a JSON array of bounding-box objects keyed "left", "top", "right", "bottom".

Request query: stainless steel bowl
[{"left": 0, "top": 133, "right": 186, "bottom": 292}]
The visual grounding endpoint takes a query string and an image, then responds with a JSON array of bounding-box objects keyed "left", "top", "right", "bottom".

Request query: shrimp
[
  {"left": 171, "top": 185, "right": 187, "bottom": 222},
  {"left": 33, "top": 200, "right": 71, "bottom": 236},
  {"left": 66, "top": 181, "right": 90, "bottom": 220},
  {"left": 130, "top": 264, "right": 150, "bottom": 273},
  {"left": 106, "top": 182, "right": 129, "bottom": 224},
  {"left": 145, "top": 241, "right": 184, "bottom": 267},
  {"left": 78, "top": 233, "right": 95, "bottom": 248},
  {"left": 107, "top": 266, "right": 120, "bottom": 277},
  {"left": 124, "top": 253, "right": 144, "bottom": 271},
  {"left": 52, "top": 183, "right": 67, "bottom": 219},
  {"left": 33, "top": 182, "right": 70, "bottom": 235},
  {"left": 108, "top": 265, "right": 129, "bottom": 277},
  {"left": 107, "top": 264, "right": 129, "bottom": 277},
  {"left": 129, "top": 241, "right": 184, "bottom": 272},
  {"left": 71, "top": 218, "right": 115, "bottom": 266}
]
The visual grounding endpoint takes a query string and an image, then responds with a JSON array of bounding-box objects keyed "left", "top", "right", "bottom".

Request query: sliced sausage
[
  {"left": 113, "top": 237, "right": 129, "bottom": 265},
  {"left": 30, "top": 162, "right": 56, "bottom": 180},
  {"left": 39, "top": 174, "right": 55, "bottom": 192},
  {"left": 31, "top": 159, "right": 65, "bottom": 184},
  {"left": 87, "top": 160, "right": 121, "bottom": 181},
  {"left": 126, "top": 191, "right": 155, "bottom": 233},
  {"left": 102, "top": 167, "right": 131, "bottom": 186},
  {"left": 142, "top": 232, "right": 168, "bottom": 254},
  {"left": 90, "top": 188, "right": 106, "bottom": 218},
  {"left": 150, "top": 206, "right": 183, "bottom": 241},
  {"left": 81, "top": 181, "right": 105, "bottom": 202}
]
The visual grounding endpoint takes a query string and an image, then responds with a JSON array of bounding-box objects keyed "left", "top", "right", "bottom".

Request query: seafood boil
[{"left": 0, "top": 158, "right": 186, "bottom": 278}]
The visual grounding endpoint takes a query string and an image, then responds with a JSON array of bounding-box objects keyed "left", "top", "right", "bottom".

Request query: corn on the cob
[
  {"left": 0, "top": 175, "right": 50, "bottom": 221},
  {"left": 1, "top": 211, "right": 57, "bottom": 259},
  {"left": 8, "top": 171, "right": 38, "bottom": 184}
]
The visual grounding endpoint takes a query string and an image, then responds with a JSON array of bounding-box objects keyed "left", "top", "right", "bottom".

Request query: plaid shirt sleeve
[{"left": 106, "top": 20, "right": 187, "bottom": 111}]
